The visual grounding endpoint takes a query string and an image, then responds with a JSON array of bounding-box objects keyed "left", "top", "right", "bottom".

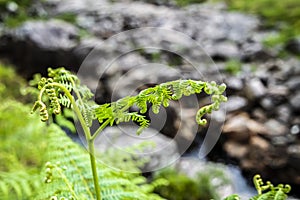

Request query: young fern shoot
[{"left": 31, "top": 67, "right": 227, "bottom": 200}]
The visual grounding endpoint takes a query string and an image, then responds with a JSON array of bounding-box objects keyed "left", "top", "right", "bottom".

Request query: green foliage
[
  {"left": 224, "top": 0, "right": 300, "bottom": 45},
  {"left": 224, "top": 59, "right": 242, "bottom": 75},
  {"left": 175, "top": 0, "right": 206, "bottom": 7},
  {"left": 153, "top": 167, "right": 230, "bottom": 200},
  {"left": 36, "top": 124, "right": 166, "bottom": 200},
  {"left": 0, "top": 62, "right": 27, "bottom": 100},
  {"left": 30, "top": 67, "right": 227, "bottom": 200},
  {"left": 0, "top": 92, "right": 48, "bottom": 200},
  {"left": 32, "top": 67, "right": 227, "bottom": 132},
  {"left": 0, "top": 171, "right": 41, "bottom": 200},
  {"left": 224, "top": 175, "right": 291, "bottom": 200}
]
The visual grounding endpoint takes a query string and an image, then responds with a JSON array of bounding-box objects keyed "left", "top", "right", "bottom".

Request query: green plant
[
  {"left": 153, "top": 167, "right": 230, "bottom": 200},
  {"left": 175, "top": 0, "right": 206, "bottom": 7},
  {"left": 224, "top": 0, "right": 300, "bottom": 46},
  {"left": 224, "top": 59, "right": 242, "bottom": 75},
  {"left": 224, "top": 174, "right": 291, "bottom": 200},
  {"left": 36, "top": 124, "right": 167, "bottom": 200},
  {"left": 31, "top": 67, "right": 227, "bottom": 200},
  {"left": 0, "top": 64, "right": 166, "bottom": 199}
]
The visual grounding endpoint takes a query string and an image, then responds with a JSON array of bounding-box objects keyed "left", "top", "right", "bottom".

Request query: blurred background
[{"left": 0, "top": 0, "right": 299, "bottom": 199}]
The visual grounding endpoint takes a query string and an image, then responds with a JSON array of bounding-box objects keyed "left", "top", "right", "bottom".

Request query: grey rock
[
  {"left": 206, "top": 41, "right": 240, "bottom": 60},
  {"left": 264, "top": 119, "right": 288, "bottom": 136},
  {"left": 241, "top": 41, "right": 274, "bottom": 61},
  {"left": 0, "top": 20, "right": 80, "bottom": 76},
  {"left": 260, "top": 97, "right": 275, "bottom": 110},
  {"left": 245, "top": 78, "right": 266, "bottom": 100},
  {"left": 287, "top": 144, "right": 300, "bottom": 170},
  {"left": 225, "top": 76, "right": 244, "bottom": 90},
  {"left": 276, "top": 104, "right": 292, "bottom": 123},
  {"left": 290, "top": 92, "right": 300, "bottom": 110},
  {"left": 94, "top": 125, "right": 180, "bottom": 172},
  {"left": 285, "top": 37, "right": 300, "bottom": 55},
  {"left": 290, "top": 125, "right": 300, "bottom": 135},
  {"left": 286, "top": 77, "right": 300, "bottom": 91},
  {"left": 267, "top": 85, "right": 289, "bottom": 97},
  {"left": 13, "top": 20, "right": 78, "bottom": 50},
  {"left": 225, "top": 96, "right": 248, "bottom": 112}
]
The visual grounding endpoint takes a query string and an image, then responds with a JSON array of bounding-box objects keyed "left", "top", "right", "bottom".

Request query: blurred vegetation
[
  {"left": 0, "top": 0, "right": 36, "bottom": 27},
  {"left": 224, "top": 0, "right": 300, "bottom": 46},
  {"left": 176, "top": 0, "right": 300, "bottom": 47},
  {"left": 175, "top": 0, "right": 206, "bottom": 7},
  {"left": 153, "top": 167, "right": 230, "bottom": 200},
  {"left": 0, "top": 63, "right": 47, "bottom": 199},
  {"left": 224, "top": 59, "right": 242, "bottom": 75}
]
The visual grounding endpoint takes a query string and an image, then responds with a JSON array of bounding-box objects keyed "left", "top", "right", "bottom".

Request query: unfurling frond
[
  {"left": 225, "top": 175, "right": 291, "bottom": 200},
  {"left": 95, "top": 79, "right": 227, "bottom": 134}
]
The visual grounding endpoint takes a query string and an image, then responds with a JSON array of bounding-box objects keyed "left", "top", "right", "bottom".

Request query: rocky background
[{"left": 0, "top": 0, "right": 299, "bottom": 198}]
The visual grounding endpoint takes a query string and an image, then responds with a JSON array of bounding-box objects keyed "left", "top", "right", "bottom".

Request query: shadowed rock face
[
  {"left": 0, "top": 20, "right": 81, "bottom": 77},
  {"left": 0, "top": 0, "right": 300, "bottom": 196}
]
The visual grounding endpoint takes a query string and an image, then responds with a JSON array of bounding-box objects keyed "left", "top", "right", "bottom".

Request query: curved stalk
[{"left": 40, "top": 83, "right": 102, "bottom": 200}]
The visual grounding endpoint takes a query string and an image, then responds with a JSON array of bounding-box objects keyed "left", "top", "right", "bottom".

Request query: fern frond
[
  {"left": 249, "top": 175, "right": 291, "bottom": 200},
  {"left": 95, "top": 79, "right": 227, "bottom": 134},
  {"left": 59, "top": 94, "right": 72, "bottom": 108},
  {"left": 0, "top": 171, "right": 41, "bottom": 200},
  {"left": 37, "top": 125, "right": 165, "bottom": 200}
]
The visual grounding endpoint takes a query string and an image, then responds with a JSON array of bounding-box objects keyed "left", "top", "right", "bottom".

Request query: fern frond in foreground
[
  {"left": 37, "top": 124, "right": 166, "bottom": 200},
  {"left": 31, "top": 67, "right": 227, "bottom": 200},
  {"left": 224, "top": 174, "right": 291, "bottom": 200}
]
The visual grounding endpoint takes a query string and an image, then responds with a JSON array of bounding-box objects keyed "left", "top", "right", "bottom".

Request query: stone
[
  {"left": 224, "top": 141, "right": 248, "bottom": 159},
  {"left": 206, "top": 41, "right": 240, "bottom": 60},
  {"left": 223, "top": 113, "right": 250, "bottom": 142},
  {"left": 285, "top": 37, "right": 300, "bottom": 55},
  {"left": 290, "top": 92, "right": 300, "bottom": 110},
  {"left": 225, "top": 96, "right": 248, "bottom": 112},
  {"left": 224, "top": 76, "right": 244, "bottom": 91},
  {"left": 223, "top": 113, "right": 268, "bottom": 142},
  {"left": 94, "top": 125, "right": 179, "bottom": 172},
  {"left": 250, "top": 136, "right": 270, "bottom": 150},
  {"left": 14, "top": 20, "right": 78, "bottom": 50},
  {"left": 245, "top": 78, "right": 266, "bottom": 100},
  {"left": 260, "top": 97, "right": 275, "bottom": 110},
  {"left": 291, "top": 125, "right": 300, "bottom": 135},
  {"left": 264, "top": 119, "right": 288, "bottom": 136},
  {"left": 241, "top": 41, "right": 274, "bottom": 61},
  {"left": 287, "top": 144, "right": 300, "bottom": 170},
  {"left": 252, "top": 108, "right": 267, "bottom": 121},
  {"left": 0, "top": 20, "right": 80, "bottom": 77},
  {"left": 285, "top": 77, "right": 300, "bottom": 91},
  {"left": 276, "top": 104, "right": 291, "bottom": 123},
  {"left": 267, "top": 85, "right": 289, "bottom": 97}
]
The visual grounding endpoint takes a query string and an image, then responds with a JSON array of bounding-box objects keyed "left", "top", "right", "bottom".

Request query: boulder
[{"left": 0, "top": 20, "right": 80, "bottom": 77}]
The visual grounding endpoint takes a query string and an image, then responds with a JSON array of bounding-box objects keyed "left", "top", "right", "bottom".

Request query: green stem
[
  {"left": 40, "top": 83, "right": 102, "bottom": 200},
  {"left": 91, "top": 118, "right": 112, "bottom": 141},
  {"left": 88, "top": 139, "right": 101, "bottom": 200}
]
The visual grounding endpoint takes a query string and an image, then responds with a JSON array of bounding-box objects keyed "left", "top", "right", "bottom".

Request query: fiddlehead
[{"left": 250, "top": 175, "right": 291, "bottom": 200}]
